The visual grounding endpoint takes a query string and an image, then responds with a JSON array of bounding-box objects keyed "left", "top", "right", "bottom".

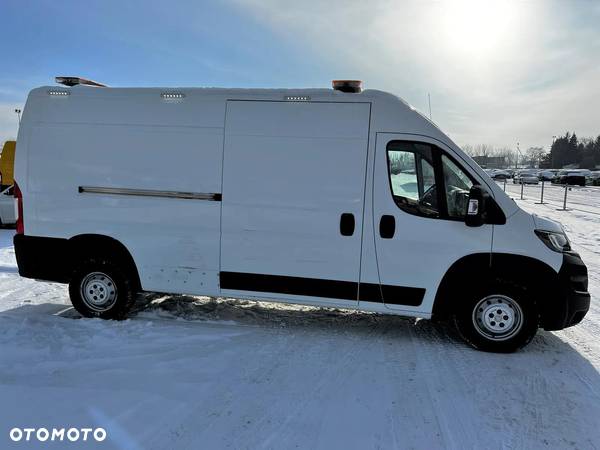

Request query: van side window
[
  {"left": 386, "top": 141, "right": 477, "bottom": 220},
  {"left": 442, "top": 155, "right": 473, "bottom": 218},
  {"left": 387, "top": 142, "right": 439, "bottom": 218}
]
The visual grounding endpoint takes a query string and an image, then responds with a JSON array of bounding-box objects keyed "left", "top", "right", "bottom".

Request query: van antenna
[{"left": 428, "top": 93, "right": 432, "bottom": 120}]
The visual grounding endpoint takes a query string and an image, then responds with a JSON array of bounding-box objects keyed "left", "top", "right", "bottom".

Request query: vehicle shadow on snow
[
  {"left": 5, "top": 295, "right": 593, "bottom": 358},
  {"left": 125, "top": 294, "right": 591, "bottom": 356},
  {"left": 0, "top": 264, "right": 18, "bottom": 273},
  {"left": 132, "top": 293, "right": 437, "bottom": 334},
  {"left": 0, "top": 229, "right": 15, "bottom": 249}
]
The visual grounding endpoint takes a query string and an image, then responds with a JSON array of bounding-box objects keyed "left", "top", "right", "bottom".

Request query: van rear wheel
[
  {"left": 454, "top": 283, "right": 538, "bottom": 352},
  {"left": 69, "top": 258, "right": 136, "bottom": 319}
]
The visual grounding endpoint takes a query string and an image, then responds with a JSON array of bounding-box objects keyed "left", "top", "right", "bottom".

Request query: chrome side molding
[{"left": 78, "top": 186, "right": 222, "bottom": 201}]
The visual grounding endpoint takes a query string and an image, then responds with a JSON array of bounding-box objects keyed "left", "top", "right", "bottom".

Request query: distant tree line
[
  {"left": 462, "top": 144, "right": 522, "bottom": 168},
  {"left": 544, "top": 132, "right": 600, "bottom": 169},
  {"left": 463, "top": 132, "right": 600, "bottom": 169}
]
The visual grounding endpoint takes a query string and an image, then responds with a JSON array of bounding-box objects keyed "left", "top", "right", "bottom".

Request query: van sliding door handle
[
  {"left": 340, "top": 213, "right": 355, "bottom": 236},
  {"left": 379, "top": 215, "right": 395, "bottom": 239}
]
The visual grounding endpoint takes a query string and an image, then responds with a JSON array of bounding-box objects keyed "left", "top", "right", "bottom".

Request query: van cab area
[{"left": 12, "top": 78, "right": 591, "bottom": 352}]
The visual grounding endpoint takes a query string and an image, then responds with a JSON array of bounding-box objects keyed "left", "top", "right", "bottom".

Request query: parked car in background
[
  {"left": 589, "top": 171, "right": 600, "bottom": 186},
  {"left": 513, "top": 170, "right": 535, "bottom": 183},
  {"left": 0, "top": 185, "right": 16, "bottom": 226},
  {"left": 513, "top": 173, "right": 539, "bottom": 185},
  {"left": 554, "top": 171, "right": 587, "bottom": 186},
  {"left": 538, "top": 170, "right": 558, "bottom": 181},
  {"left": 490, "top": 169, "right": 511, "bottom": 180},
  {"left": 552, "top": 170, "right": 569, "bottom": 184}
]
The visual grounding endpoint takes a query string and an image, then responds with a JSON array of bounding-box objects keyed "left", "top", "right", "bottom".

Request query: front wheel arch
[{"left": 432, "top": 253, "right": 561, "bottom": 328}]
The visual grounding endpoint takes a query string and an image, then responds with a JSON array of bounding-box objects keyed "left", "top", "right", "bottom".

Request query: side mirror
[{"left": 465, "top": 185, "right": 487, "bottom": 227}]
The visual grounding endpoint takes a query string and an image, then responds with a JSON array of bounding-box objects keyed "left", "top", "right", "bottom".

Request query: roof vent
[
  {"left": 332, "top": 80, "right": 362, "bottom": 93},
  {"left": 55, "top": 76, "right": 107, "bottom": 87}
]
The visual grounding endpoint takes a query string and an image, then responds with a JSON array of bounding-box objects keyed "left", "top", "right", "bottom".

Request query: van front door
[
  {"left": 371, "top": 134, "right": 493, "bottom": 314},
  {"left": 220, "top": 100, "right": 371, "bottom": 307}
]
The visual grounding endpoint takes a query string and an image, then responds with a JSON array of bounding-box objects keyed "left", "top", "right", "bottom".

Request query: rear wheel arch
[{"left": 67, "top": 234, "right": 141, "bottom": 291}]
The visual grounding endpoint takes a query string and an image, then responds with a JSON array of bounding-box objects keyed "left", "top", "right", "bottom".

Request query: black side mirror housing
[{"left": 465, "top": 185, "right": 487, "bottom": 227}]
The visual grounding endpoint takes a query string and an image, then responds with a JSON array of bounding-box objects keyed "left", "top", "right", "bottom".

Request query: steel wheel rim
[
  {"left": 472, "top": 294, "right": 523, "bottom": 341},
  {"left": 80, "top": 272, "right": 118, "bottom": 312}
]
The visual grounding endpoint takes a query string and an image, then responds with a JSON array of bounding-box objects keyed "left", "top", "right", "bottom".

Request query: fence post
[
  {"left": 536, "top": 180, "right": 545, "bottom": 204},
  {"left": 503, "top": 179, "right": 507, "bottom": 191},
  {"left": 520, "top": 181, "right": 524, "bottom": 199},
  {"left": 562, "top": 184, "right": 568, "bottom": 210}
]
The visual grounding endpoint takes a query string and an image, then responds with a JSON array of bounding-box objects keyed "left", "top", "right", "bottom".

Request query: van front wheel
[
  {"left": 69, "top": 258, "right": 136, "bottom": 319},
  {"left": 454, "top": 284, "right": 538, "bottom": 352}
]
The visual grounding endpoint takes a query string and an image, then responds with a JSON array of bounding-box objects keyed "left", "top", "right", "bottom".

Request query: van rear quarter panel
[{"left": 22, "top": 88, "right": 226, "bottom": 295}]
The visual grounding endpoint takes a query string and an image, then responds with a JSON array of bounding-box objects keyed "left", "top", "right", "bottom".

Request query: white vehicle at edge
[
  {"left": 0, "top": 185, "right": 16, "bottom": 226},
  {"left": 12, "top": 78, "right": 591, "bottom": 352}
]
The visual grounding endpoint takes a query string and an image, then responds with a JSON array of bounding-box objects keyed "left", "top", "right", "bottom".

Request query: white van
[{"left": 13, "top": 78, "right": 590, "bottom": 352}]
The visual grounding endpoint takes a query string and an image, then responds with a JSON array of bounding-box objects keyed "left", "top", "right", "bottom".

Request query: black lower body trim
[
  {"left": 543, "top": 251, "right": 591, "bottom": 330},
  {"left": 14, "top": 234, "right": 71, "bottom": 283},
  {"left": 220, "top": 271, "right": 425, "bottom": 307},
  {"left": 379, "top": 284, "right": 425, "bottom": 306}
]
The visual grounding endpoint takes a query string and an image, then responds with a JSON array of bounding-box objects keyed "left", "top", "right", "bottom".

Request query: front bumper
[{"left": 543, "top": 252, "right": 591, "bottom": 330}]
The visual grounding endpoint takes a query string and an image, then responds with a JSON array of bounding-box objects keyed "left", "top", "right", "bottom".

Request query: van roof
[
  {"left": 34, "top": 84, "right": 412, "bottom": 105},
  {"left": 31, "top": 84, "right": 444, "bottom": 137}
]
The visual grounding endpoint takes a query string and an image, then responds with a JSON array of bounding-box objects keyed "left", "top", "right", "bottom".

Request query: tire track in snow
[{"left": 406, "top": 322, "right": 481, "bottom": 450}]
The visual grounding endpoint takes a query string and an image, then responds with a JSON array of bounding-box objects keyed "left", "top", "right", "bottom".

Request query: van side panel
[{"left": 23, "top": 91, "right": 225, "bottom": 295}]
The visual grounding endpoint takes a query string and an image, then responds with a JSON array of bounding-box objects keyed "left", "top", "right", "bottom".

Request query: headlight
[{"left": 535, "top": 229, "right": 571, "bottom": 253}]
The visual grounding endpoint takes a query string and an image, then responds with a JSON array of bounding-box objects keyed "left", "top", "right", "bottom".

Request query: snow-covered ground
[{"left": 1, "top": 189, "right": 600, "bottom": 449}]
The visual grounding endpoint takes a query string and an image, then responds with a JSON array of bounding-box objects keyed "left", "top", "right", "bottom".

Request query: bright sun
[{"left": 440, "top": 0, "right": 518, "bottom": 59}]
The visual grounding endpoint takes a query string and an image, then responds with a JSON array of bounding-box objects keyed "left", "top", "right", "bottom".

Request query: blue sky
[{"left": 1, "top": 0, "right": 599, "bottom": 151}]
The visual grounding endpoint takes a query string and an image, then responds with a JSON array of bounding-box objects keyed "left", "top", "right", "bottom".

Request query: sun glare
[{"left": 440, "top": 0, "right": 518, "bottom": 59}]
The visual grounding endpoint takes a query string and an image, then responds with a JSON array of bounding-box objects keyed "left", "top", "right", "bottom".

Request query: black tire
[
  {"left": 69, "top": 257, "right": 137, "bottom": 319},
  {"left": 454, "top": 282, "right": 539, "bottom": 352}
]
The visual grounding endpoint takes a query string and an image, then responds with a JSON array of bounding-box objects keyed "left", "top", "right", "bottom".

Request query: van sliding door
[{"left": 220, "top": 100, "right": 370, "bottom": 306}]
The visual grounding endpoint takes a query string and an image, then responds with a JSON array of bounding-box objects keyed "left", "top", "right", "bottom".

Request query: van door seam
[{"left": 357, "top": 102, "right": 373, "bottom": 304}]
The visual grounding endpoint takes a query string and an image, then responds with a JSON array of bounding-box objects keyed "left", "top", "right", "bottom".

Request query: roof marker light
[
  {"left": 160, "top": 93, "right": 185, "bottom": 100},
  {"left": 284, "top": 96, "right": 310, "bottom": 101},
  {"left": 55, "top": 76, "right": 107, "bottom": 87},
  {"left": 48, "top": 90, "right": 70, "bottom": 96}
]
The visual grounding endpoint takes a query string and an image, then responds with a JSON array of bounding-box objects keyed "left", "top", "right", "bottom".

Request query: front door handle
[
  {"left": 379, "top": 215, "right": 395, "bottom": 239},
  {"left": 340, "top": 213, "right": 355, "bottom": 236}
]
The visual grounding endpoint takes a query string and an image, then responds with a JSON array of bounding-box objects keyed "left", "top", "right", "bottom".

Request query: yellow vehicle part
[{"left": 0, "top": 140, "right": 16, "bottom": 187}]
